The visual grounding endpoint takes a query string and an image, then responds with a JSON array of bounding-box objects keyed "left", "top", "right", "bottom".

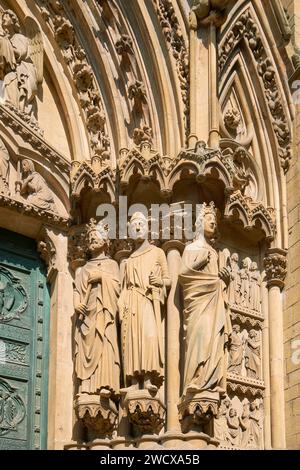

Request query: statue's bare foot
[
  {"left": 144, "top": 378, "right": 158, "bottom": 394},
  {"left": 186, "top": 384, "right": 202, "bottom": 394},
  {"left": 215, "top": 386, "right": 226, "bottom": 396},
  {"left": 119, "top": 383, "right": 139, "bottom": 395},
  {"left": 100, "top": 388, "right": 111, "bottom": 398}
]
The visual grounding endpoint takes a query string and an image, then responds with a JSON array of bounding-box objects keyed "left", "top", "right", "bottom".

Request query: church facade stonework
[{"left": 0, "top": 0, "right": 299, "bottom": 450}]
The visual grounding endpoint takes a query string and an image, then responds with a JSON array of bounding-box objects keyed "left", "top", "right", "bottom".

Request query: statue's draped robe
[
  {"left": 179, "top": 240, "right": 232, "bottom": 394},
  {"left": 24, "top": 171, "right": 55, "bottom": 211},
  {"left": 118, "top": 245, "right": 170, "bottom": 387},
  {"left": 0, "top": 33, "right": 37, "bottom": 112},
  {"left": 228, "top": 261, "right": 240, "bottom": 305},
  {"left": 228, "top": 330, "right": 243, "bottom": 373},
  {"left": 74, "top": 257, "right": 120, "bottom": 395},
  {"left": 249, "top": 271, "right": 261, "bottom": 311},
  {"left": 245, "top": 337, "right": 260, "bottom": 378}
]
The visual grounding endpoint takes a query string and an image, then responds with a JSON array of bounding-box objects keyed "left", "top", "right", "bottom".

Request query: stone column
[
  {"left": 162, "top": 241, "right": 184, "bottom": 448},
  {"left": 264, "top": 248, "right": 287, "bottom": 449},
  {"left": 38, "top": 227, "right": 74, "bottom": 450},
  {"left": 208, "top": 21, "right": 219, "bottom": 148},
  {"left": 188, "top": 3, "right": 229, "bottom": 148}
]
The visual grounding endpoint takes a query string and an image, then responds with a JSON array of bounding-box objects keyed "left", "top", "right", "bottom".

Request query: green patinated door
[{"left": 0, "top": 229, "right": 50, "bottom": 450}]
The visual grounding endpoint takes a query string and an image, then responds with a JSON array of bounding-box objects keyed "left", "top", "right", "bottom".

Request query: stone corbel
[
  {"left": 190, "top": 0, "right": 231, "bottom": 29},
  {"left": 37, "top": 226, "right": 68, "bottom": 282}
]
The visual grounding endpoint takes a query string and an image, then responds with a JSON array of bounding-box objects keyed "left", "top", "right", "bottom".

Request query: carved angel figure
[
  {"left": 17, "top": 159, "right": 56, "bottom": 212},
  {"left": 0, "top": 10, "right": 43, "bottom": 120}
]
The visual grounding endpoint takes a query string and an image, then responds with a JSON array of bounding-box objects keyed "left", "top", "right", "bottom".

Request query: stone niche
[{"left": 68, "top": 139, "right": 274, "bottom": 450}]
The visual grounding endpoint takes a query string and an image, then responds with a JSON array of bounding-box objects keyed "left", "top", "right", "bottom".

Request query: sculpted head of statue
[
  {"left": 86, "top": 219, "right": 109, "bottom": 257},
  {"left": 195, "top": 202, "right": 217, "bottom": 241},
  {"left": 2, "top": 10, "right": 21, "bottom": 35},
  {"left": 128, "top": 212, "right": 148, "bottom": 240},
  {"left": 21, "top": 159, "right": 35, "bottom": 175}
]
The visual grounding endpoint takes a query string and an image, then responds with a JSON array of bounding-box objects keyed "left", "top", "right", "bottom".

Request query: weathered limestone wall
[
  {"left": 280, "top": 0, "right": 300, "bottom": 450},
  {"left": 285, "top": 102, "right": 300, "bottom": 449}
]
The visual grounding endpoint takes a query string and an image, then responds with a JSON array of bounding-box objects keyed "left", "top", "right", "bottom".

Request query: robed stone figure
[
  {"left": 118, "top": 212, "right": 170, "bottom": 393},
  {"left": 74, "top": 222, "right": 120, "bottom": 398},
  {"left": 179, "top": 202, "right": 232, "bottom": 397}
]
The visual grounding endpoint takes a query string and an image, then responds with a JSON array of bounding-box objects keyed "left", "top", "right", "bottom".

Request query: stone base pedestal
[
  {"left": 178, "top": 390, "right": 220, "bottom": 434},
  {"left": 123, "top": 389, "right": 166, "bottom": 435},
  {"left": 74, "top": 393, "right": 118, "bottom": 439}
]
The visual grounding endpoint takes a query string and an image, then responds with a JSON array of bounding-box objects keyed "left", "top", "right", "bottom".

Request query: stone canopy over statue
[{"left": 0, "top": 9, "right": 43, "bottom": 121}]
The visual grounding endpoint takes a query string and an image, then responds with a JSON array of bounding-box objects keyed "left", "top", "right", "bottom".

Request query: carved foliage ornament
[
  {"left": 0, "top": 266, "right": 28, "bottom": 323},
  {"left": 0, "top": 379, "right": 26, "bottom": 436},
  {"left": 219, "top": 9, "right": 291, "bottom": 172},
  {"left": 153, "top": 0, "right": 189, "bottom": 133}
]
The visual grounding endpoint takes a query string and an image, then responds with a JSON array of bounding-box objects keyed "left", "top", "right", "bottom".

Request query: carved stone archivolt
[
  {"left": 218, "top": 8, "right": 291, "bottom": 172},
  {"left": 153, "top": 0, "right": 189, "bottom": 134},
  {"left": 37, "top": 0, "right": 110, "bottom": 160}
]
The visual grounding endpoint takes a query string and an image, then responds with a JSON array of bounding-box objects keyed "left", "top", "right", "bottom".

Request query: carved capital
[{"left": 264, "top": 249, "right": 287, "bottom": 289}]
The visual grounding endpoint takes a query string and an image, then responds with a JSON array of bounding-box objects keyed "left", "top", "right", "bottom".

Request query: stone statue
[
  {"left": 74, "top": 220, "right": 120, "bottom": 399},
  {"left": 179, "top": 202, "right": 232, "bottom": 397},
  {"left": 214, "top": 396, "right": 231, "bottom": 442},
  {"left": 225, "top": 407, "right": 240, "bottom": 446},
  {"left": 228, "top": 324, "right": 244, "bottom": 375},
  {"left": 249, "top": 262, "right": 261, "bottom": 312},
  {"left": 239, "top": 401, "right": 250, "bottom": 448},
  {"left": 0, "top": 137, "right": 9, "bottom": 195},
  {"left": 17, "top": 159, "right": 56, "bottom": 212},
  {"left": 0, "top": 10, "right": 43, "bottom": 120},
  {"left": 228, "top": 253, "right": 241, "bottom": 305},
  {"left": 249, "top": 401, "right": 261, "bottom": 448},
  {"left": 239, "top": 258, "right": 250, "bottom": 308},
  {"left": 118, "top": 212, "right": 170, "bottom": 393},
  {"left": 245, "top": 329, "right": 261, "bottom": 379}
]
